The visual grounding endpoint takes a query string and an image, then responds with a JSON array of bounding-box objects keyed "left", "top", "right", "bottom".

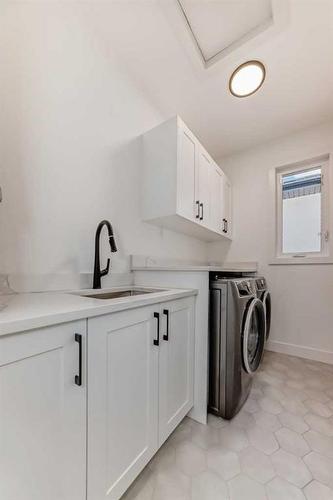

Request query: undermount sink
[{"left": 79, "top": 288, "right": 165, "bottom": 300}]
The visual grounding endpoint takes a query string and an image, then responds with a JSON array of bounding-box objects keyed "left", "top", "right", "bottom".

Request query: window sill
[{"left": 270, "top": 256, "right": 333, "bottom": 265}]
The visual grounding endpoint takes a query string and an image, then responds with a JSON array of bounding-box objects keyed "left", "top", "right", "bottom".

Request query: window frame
[{"left": 271, "top": 155, "right": 332, "bottom": 265}]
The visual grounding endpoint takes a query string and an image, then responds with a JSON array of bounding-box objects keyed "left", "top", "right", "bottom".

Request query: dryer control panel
[
  {"left": 237, "top": 280, "right": 253, "bottom": 296},
  {"left": 255, "top": 278, "right": 267, "bottom": 291}
]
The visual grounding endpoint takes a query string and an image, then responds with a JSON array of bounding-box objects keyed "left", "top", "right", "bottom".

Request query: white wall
[
  {"left": 0, "top": 3, "right": 207, "bottom": 290},
  {"left": 209, "top": 121, "right": 333, "bottom": 363}
]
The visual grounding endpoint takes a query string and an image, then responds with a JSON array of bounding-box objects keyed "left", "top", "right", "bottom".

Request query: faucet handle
[{"left": 101, "top": 258, "right": 110, "bottom": 277}]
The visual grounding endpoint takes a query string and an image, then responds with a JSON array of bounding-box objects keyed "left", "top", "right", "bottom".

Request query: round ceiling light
[{"left": 229, "top": 60, "right": 266, "bottom": 98}]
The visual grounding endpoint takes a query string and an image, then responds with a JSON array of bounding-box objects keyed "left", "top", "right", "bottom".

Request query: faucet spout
[{"left": 93, "top": 220, "right": 118, "bottom": 289}]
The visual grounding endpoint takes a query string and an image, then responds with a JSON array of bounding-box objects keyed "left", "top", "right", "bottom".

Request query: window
[{"left": 275, "top": 157, "right": 330, "bottom": 262}]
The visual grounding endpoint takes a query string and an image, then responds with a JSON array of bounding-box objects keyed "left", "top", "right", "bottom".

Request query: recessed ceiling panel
[{"left": 178, "top": 0, "right": 273, "bottom": 64}]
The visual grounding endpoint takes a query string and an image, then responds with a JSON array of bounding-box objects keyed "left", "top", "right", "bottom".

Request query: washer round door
[
  {"left": 262, "top": 291, "right": 271, "bottom": 340},
  {"left": 242, "top": 298, "right": 266, "bottom": 374}
]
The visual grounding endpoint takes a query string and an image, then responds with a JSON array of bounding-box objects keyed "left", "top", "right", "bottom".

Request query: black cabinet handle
[
  {"left": 153, "top": 312, "right": 160, "bottom": 346},
  {"left": 200, "top": 203, "right": 204, "bottom": 221},
  {"left": 75, "top": 333, "right": 82, "bottom": 386},
  {"left": 195, "top": 200, "right": 200, "bottom": 219},
  {"left": 163, "top": 309, "right": 169, "bottom": 341},
  {"left": 222, "top": 218, "right": 227, "bottom": 233},
  {"left": 225, "top": 219, "right": 228, "bottom": 233}
]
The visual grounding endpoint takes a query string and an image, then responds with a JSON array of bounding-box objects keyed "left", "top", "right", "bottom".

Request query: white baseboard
[{"left": 266, "top": 340, "right": 333, "bottom": 365}]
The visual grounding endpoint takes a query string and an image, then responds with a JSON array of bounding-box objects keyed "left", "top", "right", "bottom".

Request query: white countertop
[
  {"left": 0, "top": 286, "right": 197, "bottom": 336},
  {"left": 132, "top": 265, "right": 258, "bottom": 272},
  {"left": 130, "top": 255, "right": 257, "bottom": 273}
]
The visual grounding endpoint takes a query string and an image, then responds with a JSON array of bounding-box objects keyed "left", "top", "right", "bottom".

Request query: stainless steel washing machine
[
  {"left": 253, "top": 277, "right": 271, "bottom": 340},
  {"left": 208, "top": 278, "right": 266, "bottom": 420}
]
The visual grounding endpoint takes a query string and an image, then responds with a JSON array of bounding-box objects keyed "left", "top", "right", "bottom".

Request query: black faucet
[{"left": 93, "top": 220, "right": 118, "bottom": 289}]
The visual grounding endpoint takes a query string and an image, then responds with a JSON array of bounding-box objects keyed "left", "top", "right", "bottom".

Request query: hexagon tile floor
[{"left": 122, "top": 351, "right": 333, "bottom": 500}]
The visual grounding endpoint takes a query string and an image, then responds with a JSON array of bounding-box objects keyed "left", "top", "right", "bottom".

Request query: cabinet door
[
  {"left": 222, "top": 173, "right": 232, "bottom": 237},
  {"left": 196, "top": 147, "right": 211, "bottom": 226},
  {"left": 0, "top": 321, "right": 86, "bottom": 500},
  {"left": 209, "top": 163, "right": 223, "bottom": 233},
  {"left": 87, "top": 306, "right": 159, "bottom": 500},
  {"left": 158, "top": 297, "right": 195, "bottom": 446},
  {"left": 177, "top": 123, "right": 197, "bottom": 221}
]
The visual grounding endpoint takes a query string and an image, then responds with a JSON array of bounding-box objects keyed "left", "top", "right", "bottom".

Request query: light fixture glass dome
[{"left": 229, "top": 61, "right": 266, "bottom": 98}]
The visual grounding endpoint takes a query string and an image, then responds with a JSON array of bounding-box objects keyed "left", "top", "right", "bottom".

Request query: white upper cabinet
[
  {"left": 221, "top": 172, "right": 232, "bottom": 238},
  {"left": 177, "top": 124, "right": 197, "bottom": 221},
  {"left": 196, "top": 146, "right": 212, "bottom": 227},
  {"left": 142, "top": 116, "right": 232, "bottom": 242},
  {"left": 209, "top": 162, "right": 223, "bottom": 234}
]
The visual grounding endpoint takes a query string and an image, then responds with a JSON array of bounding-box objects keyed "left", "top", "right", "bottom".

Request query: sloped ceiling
[{"left": 85, "top": 0, "right": 333, "bottom": 158}]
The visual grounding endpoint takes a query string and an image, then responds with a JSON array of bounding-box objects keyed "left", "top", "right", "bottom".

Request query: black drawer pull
[
  {"left": 163, "top": 309, "right": 169, "bottom": 341},
  {"left": 200, "top": 203, "right": 204, "bottom": 221},
  {"left": 75, "top": 333, "right": 82, "bottom": 386},
  {"left": 153, "top": 312, "right": 160, "bottom": 346},
  {"left": 195, "top": 200, "right": 200, "bottom": 219}
]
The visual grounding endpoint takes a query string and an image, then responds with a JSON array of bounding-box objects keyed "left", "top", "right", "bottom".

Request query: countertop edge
[
  {"left": 0, "top": 289, "right": 197, "bottom": 337},
  {"left": 132, "top": 266, "right": 258, "bottom": 272}
]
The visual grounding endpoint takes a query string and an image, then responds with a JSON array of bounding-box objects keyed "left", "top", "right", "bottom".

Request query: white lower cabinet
[
  {"left": 87, "top": 296, "right": 195, "bottom": 500},
  {"left": 0, "top": 320, "right": 87, "bottom": 500},
  {"left": 87, "top": 305, "right": 159, "bottom": 500},
  {"left": 0, "top": 296, "right": 195, "bottom": 500},
  {"left": 158, "top": 298, "right": 194, "bottom": 446}
]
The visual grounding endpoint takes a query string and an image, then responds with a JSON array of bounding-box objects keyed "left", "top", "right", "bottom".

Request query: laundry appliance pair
[{"left": 208, "top": 274, "right": 271, "bottom": 419}]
